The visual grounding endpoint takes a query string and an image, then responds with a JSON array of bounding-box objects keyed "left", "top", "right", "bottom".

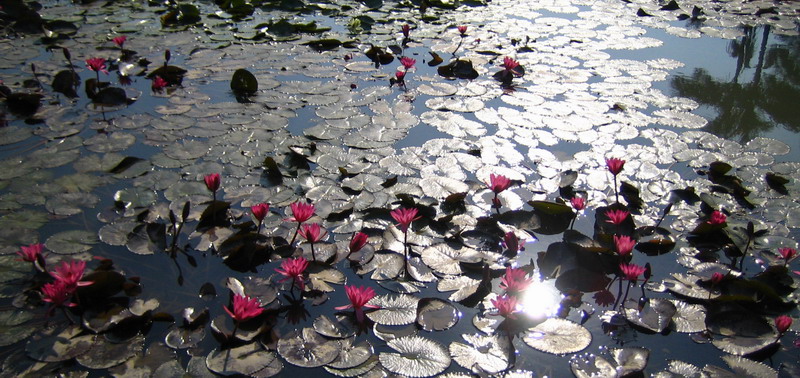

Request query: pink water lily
[
  {"left": 491, "top": 294, "right": 519, "bottom": 320},
  {"left": 299, "top": 223, "right": 327, "bottom": 243},
  {"left": 349, "top": 232, "right": 369, "bottom": 254},
  {"left": 41, "top": 280, "right": 77, "bottom": 316},
  {"left": 288, "top": 201, "right": 315, "bottom": 223},
  {"left": 606, "top": 158, "right": 625, "bottom": 176},
  {"left": 276, "top": 257, "right": 308, "bottom": 291},
  {"left": 151, "top": 76, "right": 168, "bottom": 91},
  {"left": 570, "top": 196, "right": 586, "bottom": 211},
  {"left": 499, "top": 267, "right": 532, "bottom": 294},
  {"left": 776, "top": 315, "right": 793, "bottom": 334},
  {"left": 390, "top": 207, "right": 421, "bottom": 233},
  {"left": 711, "top": 272, "right": 725, "bottom": 285},
  {"left": 112, "top": 35, "right": 127, "bottom": 48},
  {"left": 614, "top": 235, "right": 636, "bottom": 256},
  {"left": 488, "top": 174, "right": 512, "bottom": 194},
  {"left": 395, "top": 71, "right": 405, "bottom": 81},
  {"left": 619, "top": 262, "right": 646, "bottom": 282},
  {"left": 707, "top": 210, "right": 726, "bottom": 225},
  {"left": 251, "top": 203, "right": 269, "bottom": 223},
  {"left": 400, "top": 57, "right": 416, "bottom": 70},
  {"left": 17, "top": 243, "right": 44, "bottom": 263},
  {"left": 605, "top": 209, "right": 629, "bottom": 225},
  {"left": 85, "top": 57, "right": 108, "bottom": 74},
  {"left": 502, "top": 57, "right": 519, "bottom": 72},
  {"left": 335, "top": 285, "right": 379, "bottom": 323},
  {"left": 779, "top": 247, "right": 797, "bottom": 261},
  {"left": 223, "top": 294, "right": 264, "bottom": 323},
  {"left": 50, "top": 260, "right": 93, "bottom": 290},
  {"left": 457, "top": 25, "right": 468, "bottom": 35},
  {"left": 503, "top": 231, "right": 522, "bottom": 253},
  {"left": 204, "top": 173, "right": 220, "bottom": 193}
]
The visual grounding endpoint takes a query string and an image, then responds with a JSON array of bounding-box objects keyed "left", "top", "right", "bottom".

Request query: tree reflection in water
[{"left": 671, "top": 26, "right": 800, "bottom": 143}]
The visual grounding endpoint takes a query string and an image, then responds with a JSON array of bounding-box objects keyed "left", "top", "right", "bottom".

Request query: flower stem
[
  {"left": 613, "top": 175, "right": 619, "bottom": 203},
  {"left": 289, "top": 223, "right": 301, "bottom": 246}
]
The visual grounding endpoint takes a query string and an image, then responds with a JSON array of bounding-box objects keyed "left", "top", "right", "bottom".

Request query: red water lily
[
  {"left": 401, "top": 24, "right": 410, "bottom": 38},
  {"left": 499, "top": 267, "right": 532, "bottom": 294},
  {"left": 299, "top": 223, "right": 327, "bottom": 243},
  {"left": 349, "top": 232, "right": 369, "bottom": 254},
  {"left": 17, "top": 243, "right": 44, "bottom": 263},
  {"left": 776, "top": 315, "right": 793, "bottom": 334},
  {"left": 488, "top": 174, "right": 512, "bottom": 194},
  {"left": 223, "top": 294, "right": 264, "bottom": 323},
  {"left": 778, "top": 247, "right": 796, "bottom": 264},
  {"left": 112, "top": 35, "right": 127, "bottom": 48},
  {"left": 605, "top": 209, "right": 629, "bottom": 225},
  {"left": 395, "top": 71, "right": 405, "bottom": 81},
  {"left": 491, "top": 294, "right": 519, "bottom": 319},
  {"left": 151, "top": 76, "right": 168, "bottom": 91},
  {"left": 619, "top": 262, "right": 646, "bottom": 282},
  {"left": 50, "top": 260, "right": 93, "bottom": 290},
  {"left": 707, "top": 210, "right": 726, "bottom": 225},
  {"left": 400, "top": 57, "right": 416, "bottom": 70},
  {"left": 614, "top": 235, "right": 636, "bottom": 256},
  {"left": 390, "top": 207, "right": 421, "bottom": 233},
  {"left": 288, "top": 201, "right": 315, "bottom": 223},
  {"left": 204, "top": 173, "right": 220, "bottom": 193},
  {"left": 251, "top": 203, "right": 269, "bottom": 223},
  {"left": 457, "top": 25, "right": 468, "bottom": 35},
  {"left": 41, "top": 280, "right": 77, "bottom": 316},
  {"left": 711, "top": 272, "right": 725, "bottom": 285},
  {"left": 276, "top": 257, "right": 308, "bottom": 291},
  {"left": 335, "top": 285, "right": 379, "bottom": 322},
  {"left": 503, "top": 231, "right": 522, "bottom": 253},
  {"left": 502, "top": 57, "right": 519, "bottom": 72},
  {"left": 606, "top": 158, "right": 625, "bottom": 176},
  {"left": 85, "top": 57, "right": 108, "bottom": 74},
  {"left": 570, "top": 196, "right": 586, "bottom": 211}
]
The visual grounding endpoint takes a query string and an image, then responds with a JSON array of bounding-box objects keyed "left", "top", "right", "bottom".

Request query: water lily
[
  {"left": 778, "top": 247, "right": 796, "bottom": 266},
  {"left": 251, "top": 203, "right": 269, "bottom": 231},
  {"left": 707, "top": 210, "right": 726, "bottom": 225},
  {"left": 17, "top": 243, "right": 45, "bottom": 271},
  {"left": 502, "top": 57, "right": 520, "bottom": 72},
  {"left": 776, "top": 315, "right": 793, "bottom": 334},
  {"left": 50, "top": 260, "right": 93, "bottom": 290},
  {"left": 85, "top": 57, "right": 108, "bottom": 82},
  {"left": 619, "top": 262, "right": 646, "bottom": 282},
  {"left": 605, "top": 158, "right": 625, "bottom": 176},
  {"left": 151, "top": 76, "right": 167, "bottom": 91},
  {"left": 276, "top": 257, "right": 308, "bottom": 292},
  {"left": 349, "top": 232, "right": 369, "bottom": 255},
  {"left": 112, "top": 35, "right": 127, "bottom": 49},
  {"left": 457, "top": 25, "right": 468, "bottom": 35},
  {"left": 392, "top": 70, "right": 406, "bottom": 87},
  {"left": 502, "top": 231, "right": 523, "bottom": 255},
  {"left": 400, "top": 57, "right": 416, "bottom": 70},
  {"left": 605, "top": 209, "right": 629, "bottom": 225},
  {"left": 41, "top": 280, "right": 77, "bottom": 316},
  {"left": 491, "top": 294, "right": 519, "bottom": 320},
  {"left": 204, "top": 173, "right": 220, "bottom": 201},
  {"left": 288, "top": 201, "right": 315, "bottom": 223},
  {"left": 335, "top": 285, "right": 379, "bottom": 323},
  {"left": 614, "top": 235, "right": 636, "bottom": 256},
  {"left": 488, "top": 174, "right": 512, "bottom": 194},
  {"left": 499, "top": 267, "right": 532, "bottom": 294},
  {"left": 299, "top": 223, "right": 326, "bottom": 260},
  {"left": 570, "top": 196, "right": 586, "bottom": 211},
  {"left": 223, "top": 293, "right": 264, "bottom": 323},
  {"left": 711, "top": 272, "right": 725, "bottom": 285},
  {"left": 401, "top": 24, "right": 410, "bottom": 38},
  {"left": 391, "top": 207, "right": 420, "bottom": 233}
]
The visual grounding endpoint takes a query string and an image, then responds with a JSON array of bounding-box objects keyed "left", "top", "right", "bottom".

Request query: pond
[{"left": 0, "top": 0, "right": 798, "bottom": 376}]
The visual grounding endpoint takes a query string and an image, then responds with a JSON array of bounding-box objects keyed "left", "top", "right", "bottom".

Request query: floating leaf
[
  {"left": 76, "top": 334, "right": 143, "bottom": 369},
  {"left": 623, "top": 298, "right": 676, "bottom": 333},
  {"left": 313, "top": 314, "right": 356, "bottom": 339},
  {"left": 524, "top": 318, "right": 591, "bottom": 354},
  {"left": 449, "top": 333, "right": 511, "bottom": 374},
  {"left": 380, "top": 335, "right": 451, "bottom": 377},
  {"left": 366, "top": 294, "right": 419, "bottom": 326},
  {"left": 277, "top": 328, "right": 340, "bottom": 368},
  {"left": 0, "top": 310, "right": 36, "bottom": 347},
  {"left": 231, "top": 69, "right": 258, "bottom": 94},
  {"left": 45, "top": 230, "right": 98, "bottom": 255},
  {"left": 416, "top": 298, "right": 459, "bottom": 331},
  {"left": 326, "top": 338, "right": 372, "bottom": 369},
  {"left": 206, "top": 342, "right": 282, "bottom": 376},
  {"left": 26, "top": 326, "right": 94, "bottom": 362},
  {"left": 609, "top": 347, "right": 650, "bottom": 376}
]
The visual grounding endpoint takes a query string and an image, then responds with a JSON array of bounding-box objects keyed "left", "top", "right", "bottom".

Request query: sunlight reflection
[{"left": 519, "top": 279, "right": 562, "bottom": 320}]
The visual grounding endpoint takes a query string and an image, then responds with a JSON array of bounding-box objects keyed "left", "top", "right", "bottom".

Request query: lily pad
[
  {"left": 45, "top": 230, "right": 98, "bottom": 255},
  {"left": 524, "top": 318, "right": 591, "bottom": 354},
  {"left": 206, "top": 342, "right": 282, "bottom": 376},
  {"left": 277, "top": 328, "right": 340, "bottom": 368},
  {"left": 366, "top": 294, "right": 420, "bottom": 326},
  {"left": 379, "top": 335, "right": 451, "bottom": 377},
  {"left": 449, "top": 333, "right": 512, "bottom": 374}
]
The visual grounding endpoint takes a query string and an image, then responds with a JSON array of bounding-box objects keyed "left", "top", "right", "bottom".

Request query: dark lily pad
[
  {"left": 623, "top": 298, "right": 677, "bottom": 333},
  {"left": 0, "top": 310, "right": 36, "bottom": 347},
  {"left": 26, "top": 326, "right": 94, "bottom": 362},
  {"left": 206, "top": 342, "right": 282, "bottom": 376},
  {"left": 231, "top": 68, "right": 258, "bottom": 94},
  {"left": 76, "top": 334, "right": 143, "bottom": 369},
  {"left": 379, "top": 335, "right": 451, "bottom": 377},
  {"left": 45, "top": 230, "right": 98, "bottom": 255}
]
